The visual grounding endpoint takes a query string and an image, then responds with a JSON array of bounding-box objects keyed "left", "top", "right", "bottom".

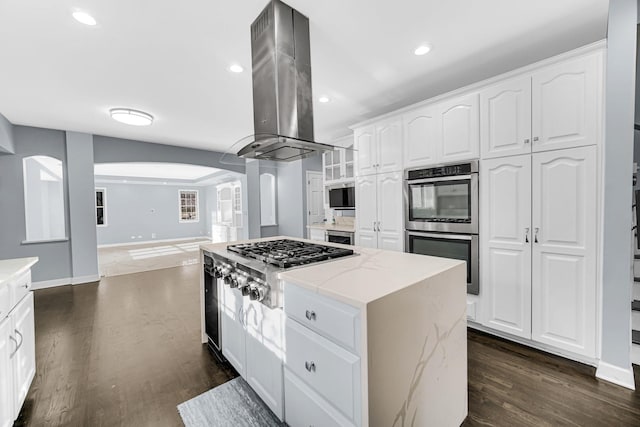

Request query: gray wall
[
  {"left": 93, "top": 135, "right": 245, "bottom": 174},
  {"left": 600, "top": 0, "right": 637, "bottom": 372},
  {"left": 276, "top": 156, "right": 322, "bottom": 238},
  {"left": 246, "top": 160, "right": 262, "bottom": 239},
  {"left": 0, "top": 126, "right": 73, "bottom": 282},
  {"left": 66, "top": 132, "right": 99, "bottom": 279},
  {"left": 95, "top": 183, "right": 208, "bottom": 245},
  {"left": 0, "top": 113, "right": 14, "bottom": 154}
]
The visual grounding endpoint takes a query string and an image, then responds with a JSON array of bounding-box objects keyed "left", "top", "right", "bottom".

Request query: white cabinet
[
  {"left": 481, "top": 155, "right": 532, "bottom": 338},
  {"left": 438, "top": 93, "right": 480, "bottom": 163},
  {"left": 355, "top": 172, "right": 403, "bottom": 251},
  {"left": 531, "top": 146, "right": 597, "bottom": 357},
  {"left": 403, "top": 105, "right": 438, "bottom": 169},
  {"left": 10, "top": 293, "right": 35, "bottom": 419},
  {"left": 532, "top": 53, "right": 601, "bottom": 152},
  {"left": 354, "top": 118, "right": 402, "bottom": 176},
  {"left": 480, "top": 77, "right": 532, "bottom": 159},
  {"left": 309, "top": 228, "right": 326, "bottom": 242},
  {"left": 0, "top": 318, "right": 13, "bottom": 427},
  {"left": 480, "top": 52, "right": 602, "bottom": 159},
  {"left": 323, "top": 146, "right": 355, "bottom": 185},
  {"left": 220, "top": 285, "right": 284, "bottom": 419},
  {"left": 480, "top": 146, "right": 597, "bottom": 358}
]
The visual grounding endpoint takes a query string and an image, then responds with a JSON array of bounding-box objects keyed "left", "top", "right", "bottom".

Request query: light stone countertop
[
  {"left": 200, "top": 236, "right": 464, "bottom": 308},
  {"left": 306, "top": 223, "right": 355, "bottom": 233},
  {"left": 0, "top": 257, "right": 38, "bottom": 287}
]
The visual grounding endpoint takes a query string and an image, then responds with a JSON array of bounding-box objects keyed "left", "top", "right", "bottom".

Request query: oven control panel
[{"left": 406, "top": 161, "right": 477, "bottom": 180}]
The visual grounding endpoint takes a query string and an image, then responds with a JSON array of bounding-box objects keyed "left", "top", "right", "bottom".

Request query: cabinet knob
[
  {"left": 305, "top": 310, "right": 316, "bottom": 321},
  {"left": 305, "top": 361, "right": 316, "bottom": 372},
  {"left": 525, "top": 227, "right": 529, "bottom": 243},
  {"left": 524, "top": 139, "right": 530, "bottom": 144},
  {"left": 533, "top": 136, "right": 539, "bottom": 142},
  {"left": 534, "top": 227, "right": 539, "bottom": 243}
]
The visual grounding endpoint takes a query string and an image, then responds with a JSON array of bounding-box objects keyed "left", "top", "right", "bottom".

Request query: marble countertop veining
[
  {"left": 0, "top": 257, "right": 38, "bottom": 287},
  {"left": 306, "top": 223, "right": 355, "bottom": 233},
  {"left": 200, "top": 236, "right": 464, "bottom": 307}
]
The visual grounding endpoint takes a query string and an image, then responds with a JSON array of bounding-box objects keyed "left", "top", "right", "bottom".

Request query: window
[
  {"left": 233, "top": 185, "right": 243, "bottom": 227},
  {"left": 179, "top": 190, "right": 199, "bottom": 222},
  {"left": 22, "top": 155, "right": 66, "bottom": 242},
  {"left": 260, "top": 173, "right": 277, "bottom": 226},
  {"left": 95, "top": 188, "right": 107, "bottom": 226}
]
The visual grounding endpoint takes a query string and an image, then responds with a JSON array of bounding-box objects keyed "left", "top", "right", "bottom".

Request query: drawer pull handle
[
  {"left": 9, "top": 334, "right": 18, "bottom": 357},
  {"left": 305, "top": 310, "right": 316, "bottom": 321},
  {"left": 305, "top": 361, "right": 316, "bottom": 372}
]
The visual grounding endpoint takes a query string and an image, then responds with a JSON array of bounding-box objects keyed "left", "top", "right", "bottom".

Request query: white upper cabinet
[
  {"left": 354, "top": 126, "right": 377, "bottom": 176},
  {"left": 403, "top": 106, "right": 438, "bottom": 169},
  {"left": 480, "top": 77, "right": 532, "bottom": 159},
  {"left": 375, "top": 118, "right": 403, "bottom": 174},
  {"left": 438, "top": 93, "right": 480, "bottom": 163},
  {"left": 531, "top": 53, "right": 601, "bottom": 152},
  {"left": 481, "top": 155, "right": 532, "bottom": 339},
  {"left": 531, "top": 146, "right": 597, "bottom": 358}
]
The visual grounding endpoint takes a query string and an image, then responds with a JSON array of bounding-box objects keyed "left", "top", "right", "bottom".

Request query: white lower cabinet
[
  {"left": 480, "top": 146, "right": 597, "bottom": 358},
  {"left": 0, "top": 317, "right": 13, "bottom": 427},
  {"left": 308, "top": 228, "right": 326, "bottom": 242},
  {"left": 221, "top": 286, "right": 284, "bottom": 419},
  {"left": 283, "top": 283, "right": 361, "bottom": 427}
]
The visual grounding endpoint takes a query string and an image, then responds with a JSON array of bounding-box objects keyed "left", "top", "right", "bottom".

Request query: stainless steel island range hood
[{"left": 236, "top": 0, "right": 335, "bottom": 162}]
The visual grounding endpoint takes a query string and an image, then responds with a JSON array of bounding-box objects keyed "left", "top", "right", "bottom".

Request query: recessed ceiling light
[
  {"left": 229, "top": 64, "right": 244, "bottom": 73},
  {"left": 318, "top": 96, "right": 330, "bottom": 103},
  {"left": 72, "top": 11, "right": 97, "bottom": 26},
  {"left": 414, "top": 44, "right": 432, "bottom": 56},
  {"left": 110, "top": 108, "right": 154, "bottom": 126}
]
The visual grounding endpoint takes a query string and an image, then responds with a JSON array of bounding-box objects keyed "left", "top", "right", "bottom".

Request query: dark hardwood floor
[{"left": 14, "top": 264, "right": 640, "bottom": 426}]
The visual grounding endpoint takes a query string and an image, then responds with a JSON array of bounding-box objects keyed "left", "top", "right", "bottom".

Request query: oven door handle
[
  {"left": 406, "top": 231, "right": 473, "bottom": 241},
  {"left": 405, "top": 174, "right": 473, "bottom": 185}
]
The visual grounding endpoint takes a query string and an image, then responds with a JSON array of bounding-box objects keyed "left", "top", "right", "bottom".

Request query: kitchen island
[{"left": 200, "top": 237, "right": 467, "bottom": 427}]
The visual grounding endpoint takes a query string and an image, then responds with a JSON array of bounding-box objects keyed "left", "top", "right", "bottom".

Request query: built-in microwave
[{"left": 329, "top": 187, "right": 355, "bottom": 209}]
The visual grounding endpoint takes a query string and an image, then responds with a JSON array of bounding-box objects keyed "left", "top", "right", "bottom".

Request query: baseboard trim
[
  {"left": 32, "top": 274, "right": 101, "bottom": 290},
  {"left": 596, "top": 361, "right": 636, "bottom": 390},
  {"left": 97, "top": 236, "right": 210, "bottom": 248}
]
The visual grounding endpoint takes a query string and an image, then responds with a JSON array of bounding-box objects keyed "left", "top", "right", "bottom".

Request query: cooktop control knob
[
  {"left": 249, "top": 283, "right": 267, "bottom": 302},
  {"left": 237, "top": 277, "right": 250, "bottom": 296},
  {"left": 230, "top": 272, "right": 239, "bottom": 288}
]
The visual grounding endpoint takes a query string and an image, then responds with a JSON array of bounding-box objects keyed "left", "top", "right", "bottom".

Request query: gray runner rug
[{"left": 177, "top": 377, "right": 285, "bottom": 427}]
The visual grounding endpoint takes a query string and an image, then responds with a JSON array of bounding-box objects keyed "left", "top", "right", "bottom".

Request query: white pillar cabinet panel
[
  {"left": 0, "top": 318, "right": 13, "bottom": 427},
  {"left": 221, "top": 287, "right": 247, "bottom": 377},
  {"left": 403, "top": 106, "right": 438, "bottom": 169},
  {"left": 376, "top": 118, "right": 403, "bottom": 174},
  {"left": 531, "top": 53, "right": 601, "bottom": 152},
  {"left": 245, "top": 333, "right": 284, "bottom": 418},
  {"left": 10, "top": 293, "right": 35, "bottom": 420},
  {"left": 531, "top": 146, "right": 597, "bottom": 357},
  {"left": 354, "top": 126, "right": 377, "bottom": 176},
  {"left": 480, "top": 77, "right": 532, "bottom": 159},
  {"left": 438, "top": 93, "right": 480, "bottom": 163},
  {"left": 480, "top": 156, "right": 532, "bottom": 338},
  {"left": 376, "top": 172, "right": 404, "bottom": 252},
  {"left": 355, "top": 175, "right": 378, "bottom": 248}
]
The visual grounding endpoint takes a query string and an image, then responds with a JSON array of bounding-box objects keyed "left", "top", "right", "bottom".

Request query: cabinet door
[
  {"left": 221, "top": 287, "right": 246, "bottom": 376},
  {"left": 531, "top": 146, "right": 597, "bottom": 357},
  {"left": 0, "top": 318, "right": 13, "bottom": 427},
  {"left": 244, "top": 301, "right": 284, "bottom": 420},
  {"left": 376, "top": 118, "right": 403, "bottom": 174},
  {"left": 480, "top": 156, "right": 532, "bottom": 338},
  {"left": 403, "top": 106, "right": 438, "bottom": 168},
  {"left": 532, "top": 53, "right": 601, "bottom": 152},
  {"left": 354, "top": 126, "right": 377, "bottom": 176},
  {"left": 355, "top": 175, "right": 378, "bottom": 248},
  {"left": 439, "top": 93, "right": 480, "bottom": 163},
  {"left": 11, "top": 293, "right": 35, "bottom": 419},
  {"left": 376, "top": 172, "right": 404, "bottom": 252},
  {"left": 480, "top": 77, "right": 532, "bottom": 159}
]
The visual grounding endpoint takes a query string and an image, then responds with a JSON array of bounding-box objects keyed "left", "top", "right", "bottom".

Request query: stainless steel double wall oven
[{"left": 404, "top": 161, "right": 479, "bottom": 294}]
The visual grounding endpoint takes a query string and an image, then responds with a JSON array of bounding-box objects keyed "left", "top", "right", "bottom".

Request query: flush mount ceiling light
[
  {"left": 72, "top": 11, "right": 97, "bottom": 26},
  {"left": 318, "top": 96, "right": 330, "bottom": 103},
  {"left": 109, "top": 108, "right": 154, "bottom": 126},
  {"left": 229, "top": 64, "right": 244, "bottom": 73},
  {"left": 414, "top": 44, "right": 432, "bottom": 56}
]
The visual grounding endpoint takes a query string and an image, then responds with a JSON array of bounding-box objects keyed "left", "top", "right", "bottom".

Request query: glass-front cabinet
[{"left": 323, "top": 144, "right": 355, "bottom": 185}]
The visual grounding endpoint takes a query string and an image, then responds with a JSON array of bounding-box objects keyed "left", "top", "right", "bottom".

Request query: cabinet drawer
[
  {"left": 284, "top": 369, "right": 356, "bottom": 427},
  {"left": 9, "top": 270, "right": 31, "bottom": 310},
  {"left": 284, "top": 283, "right": 360, "bottom": 354},
  {"left": 0, "top": 286, "right": 9, "bottom": 321},
  {"left": 285, "top": 319, "right": 360, "bottom": 424}
]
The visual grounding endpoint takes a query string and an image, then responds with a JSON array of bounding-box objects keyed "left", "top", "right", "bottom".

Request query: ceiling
[
  {"left": 0, "top": 1, "right": 609, "bottom": 153},
  {"left": 94, "top": 162, "right": 240, "bottom": 186}
]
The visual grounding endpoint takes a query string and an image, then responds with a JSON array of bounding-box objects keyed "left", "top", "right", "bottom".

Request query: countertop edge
[{"left": 0, "top": 257, "right": 39, "bottom": 287}]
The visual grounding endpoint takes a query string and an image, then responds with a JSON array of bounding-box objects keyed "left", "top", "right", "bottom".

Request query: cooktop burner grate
[{"left": 227, "top": 239, "right": 354, "bottom": 268}]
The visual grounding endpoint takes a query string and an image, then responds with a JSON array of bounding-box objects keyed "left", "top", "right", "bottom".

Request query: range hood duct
[{"left": 237, "top": 0, "right": 335, "bottom": 162}]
